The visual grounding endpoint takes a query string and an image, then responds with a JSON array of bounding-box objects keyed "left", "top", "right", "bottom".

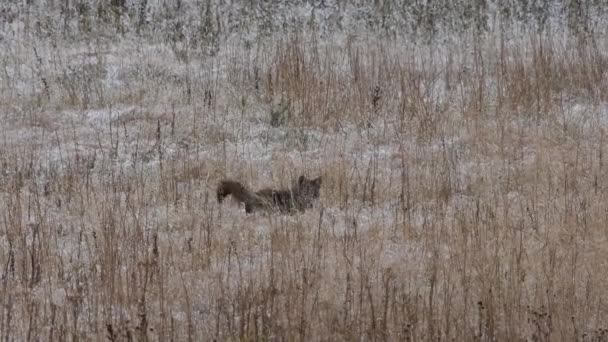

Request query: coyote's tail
[{"left": 216, "top": 180, "right": 252, "bottom": 204}]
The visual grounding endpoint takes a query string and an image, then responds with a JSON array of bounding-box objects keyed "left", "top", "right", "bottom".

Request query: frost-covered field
[{"left": 2, "top": 1, "right": 608, "bottom": 341}]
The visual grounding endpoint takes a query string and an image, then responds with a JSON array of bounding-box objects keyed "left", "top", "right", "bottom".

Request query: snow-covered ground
[{"left": 1, "top": 1, "right": 608, "bottom": 341}]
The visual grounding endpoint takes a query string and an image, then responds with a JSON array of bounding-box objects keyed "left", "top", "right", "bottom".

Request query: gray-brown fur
[{"left": 216, "top": 175, "right": 322, "bottom": 214}]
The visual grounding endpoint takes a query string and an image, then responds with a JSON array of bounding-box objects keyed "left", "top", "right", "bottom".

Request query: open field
[{"left": 2, "top": 1, "right": 608, "bottom": 341}]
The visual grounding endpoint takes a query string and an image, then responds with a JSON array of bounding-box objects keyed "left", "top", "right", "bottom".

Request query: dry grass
[{"left": 2, "top": 25, "right": 608, "bottom": 341}]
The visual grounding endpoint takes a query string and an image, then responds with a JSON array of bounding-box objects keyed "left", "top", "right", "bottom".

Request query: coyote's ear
[{"left": 298, "top": 175, "right": 306, "bottom": 185}]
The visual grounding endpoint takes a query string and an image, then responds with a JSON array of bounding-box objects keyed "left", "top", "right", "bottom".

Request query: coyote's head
[{"left": 296, "top": 175, "right": 322, "bottom": 208}]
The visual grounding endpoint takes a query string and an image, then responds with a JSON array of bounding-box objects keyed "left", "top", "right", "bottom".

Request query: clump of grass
[{"left": 270, "top": 97, "right": 290, "bottom": 127}]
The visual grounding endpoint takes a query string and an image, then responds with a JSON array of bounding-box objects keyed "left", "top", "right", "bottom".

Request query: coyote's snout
[{"left": 216, "top": 175, "right": 322, "bottom": 214}]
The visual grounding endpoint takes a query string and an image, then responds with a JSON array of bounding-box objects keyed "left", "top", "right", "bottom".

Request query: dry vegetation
[{"left": 2, "top": 9, "right": 608, "bottom": 341}]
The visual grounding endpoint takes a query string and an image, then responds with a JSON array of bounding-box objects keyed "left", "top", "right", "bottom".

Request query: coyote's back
[{"left": 216, "top": 175, "right": 322, "bottom": 214}]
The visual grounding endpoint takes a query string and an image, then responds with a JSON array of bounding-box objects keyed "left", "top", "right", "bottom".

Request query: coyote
[{"left": 216, "top": 175, "right": 322, "bottom": 214}]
